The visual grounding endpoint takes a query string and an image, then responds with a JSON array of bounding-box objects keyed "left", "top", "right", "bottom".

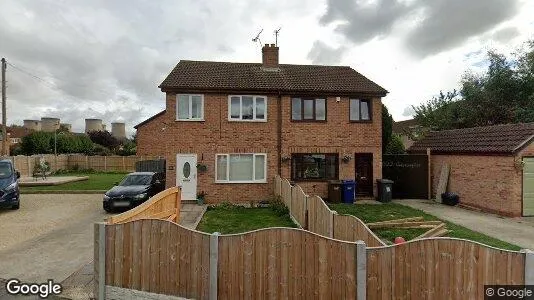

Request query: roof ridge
[
  {"left": 178, "top": 60, "right": 351, "bottom": 68},
  {"left": 429, "top": 122, "right": 534, "bottom": 134}
]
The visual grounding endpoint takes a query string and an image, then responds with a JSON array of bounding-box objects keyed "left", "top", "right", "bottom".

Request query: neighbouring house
[
  {"left": 135, "top": 44, "right": 388, "bottom": 203},
  {"left": 0, "top": 125, "right": 34, "bottom": 155},
  {"left": 408, "top": 122, "right": 534, "bottom": 217},
  {"left": 392, "top": 118, "right": 427, "bottom": 149}
]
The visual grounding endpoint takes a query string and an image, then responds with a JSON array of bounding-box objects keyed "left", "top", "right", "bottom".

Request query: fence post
[
  {"left": 94, "top": 222, "right": 106, "bottom": 300},
  {"left": 331, "top": 211, "right": 337, "bottom": 239},
  {"left": 356, "top": 240, "right": 366, "bottom": 300},
  {"left": 521, "top": 249, "right": 534, "bottom": 285},
  {"left": 210, "top": 232, "right": 220, "bottom": 300},
  {"left": 104, "top": 156, "right": 107, "bottom": 172},
  {"left": 426, "top": 148, "right": 431, "bottom": 200},
  {"left": 122, "top": 156, "right": 126, "bottom": 172}
]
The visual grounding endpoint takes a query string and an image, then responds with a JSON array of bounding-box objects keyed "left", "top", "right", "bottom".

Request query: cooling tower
[
  {"left": 111, "top": 122, "right": 126, "bottom": 140},
  {"left": 40, "top": 117, "right": 60, "bottom": 132},
  {"left": 85, "top": 119, "right": 103, "bottom": 133},
  {"left": 23, "top": 120, "right": 41, "bottom": 131}
]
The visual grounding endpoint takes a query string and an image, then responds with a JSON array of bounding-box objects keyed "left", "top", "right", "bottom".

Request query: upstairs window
[
  {"left": 177, "top": 94, "right": 204, "bottom": 121},
  {"left": 228, "top": 96, "right": 267, "bottom": 121},
  {"left": 350, "top": 99, "right": 371, "bottom": 122},
  {"left": 291, "top": 98, "right": 326, "bottom": 121},
  {"left": 291, "top": 153, "right": 338, "bottom": 181}
]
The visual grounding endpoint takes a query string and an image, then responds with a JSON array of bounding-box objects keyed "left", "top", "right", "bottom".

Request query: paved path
[{"left": 395, "top": 199, "right": 534, "bottom": 249}]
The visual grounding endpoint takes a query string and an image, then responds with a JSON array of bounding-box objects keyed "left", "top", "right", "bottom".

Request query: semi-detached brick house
[
  {"left": 135, "top": 44, "right": 388, "bottom": 204},
  {"left": 409, "top": 122, "right": 534, "bottom": 217}
]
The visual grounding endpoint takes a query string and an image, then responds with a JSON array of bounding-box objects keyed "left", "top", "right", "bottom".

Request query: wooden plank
[
  {"left": 435, "top": 164, "right": 450, "bottom": 203},
  {"left": 140, "top": 219, "right": 151, "bottom": 291},
  {"left": 368, "top": 221, "right": 443, "bottom": 229},
  {"left": 414, "top": 223, "right": 446, "bottom": 239},
  {"left": 149, "top": 220, "right": 161, "bottom": 292},
  {"left": 113, "top": 224, "right": 124, "bottom": 287},
  {"left": 367, "top": 217, "right": 424, "bottom": 226},
  {"left": 121, "top": 222, "right": 132, "bottom": 288},
  {"left": 166, "top": 214, "right": 177, "bottom": 222},
  {"left": 131, "top": 221, "right": 142, "bottom": 291}
]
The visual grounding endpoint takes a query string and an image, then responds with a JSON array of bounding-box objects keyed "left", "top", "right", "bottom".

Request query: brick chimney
[{"left": 262, "top": 44, "right": 279, "bottom": 68}]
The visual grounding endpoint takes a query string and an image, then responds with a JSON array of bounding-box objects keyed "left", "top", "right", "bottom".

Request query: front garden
[
  {"left": 195, "top": 198, "right": 520, "bottom": 251},
  {"left": 197, "top": 202, "right": 297, "bottom": 234}
]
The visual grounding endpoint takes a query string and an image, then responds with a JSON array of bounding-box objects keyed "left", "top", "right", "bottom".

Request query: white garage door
[{"left": 524, "top": 157, "right": 534, "bottom": 216}]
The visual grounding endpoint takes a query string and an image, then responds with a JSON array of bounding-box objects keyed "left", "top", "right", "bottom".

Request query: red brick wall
[
  {"left": 431, "top": 154, "right": 522, "bottom": 217},
  {"left": 137, "top": 92, "right": 382, "bottom": 203}
]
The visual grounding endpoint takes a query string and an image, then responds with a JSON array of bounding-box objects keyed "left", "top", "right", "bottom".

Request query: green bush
[
  {"left": 267, "top": 195, "right": 289, "bottom": 216},
  {"left": 20, "top": 132, "right": 93, "bottom": 155},
  {"left": 385, "top": 133, "right": 406, "bottom": 154}
]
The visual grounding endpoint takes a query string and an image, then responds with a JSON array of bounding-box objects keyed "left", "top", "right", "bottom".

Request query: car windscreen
[
  {"left": 0, "top": 162, "right": 13, "bottom": 179},
  {"left": 119, "top": 174, "right": 152, "bottom": 186}
]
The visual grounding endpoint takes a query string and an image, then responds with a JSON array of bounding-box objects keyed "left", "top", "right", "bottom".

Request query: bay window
[
  {"left": 216, "top": 154, "right": 267, "bottom": 183},
  {"left": 291, "top": 153, "right": 338, "bottom": 181}
]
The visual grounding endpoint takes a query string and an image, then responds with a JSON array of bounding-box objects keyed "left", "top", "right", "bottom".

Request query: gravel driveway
[{"left": 0, "top": 194, "right": 107, "bottom": 283}]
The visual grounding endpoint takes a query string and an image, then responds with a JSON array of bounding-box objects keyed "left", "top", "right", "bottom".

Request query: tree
[
  {"left": 413, "top": 40, "right": 534, "bottom": 130},
  {"left": 385, "top": 134, "right": 406, "bottom": 154},
  {"left": 382, "top": 104, "right": 393, "bottom": 153},
  {"left": 20, "top": 132, "right": 52, "bottom": 154},
  {"left": 19, "top": 132, "right": 93, "bottom": 155},
  {"left": 87, "top": 130, "right": 120, "bottom": 150}
]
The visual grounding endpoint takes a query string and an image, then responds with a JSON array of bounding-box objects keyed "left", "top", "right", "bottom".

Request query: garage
[
  {"left": 524, "top": 157, "right": 534, "bottom": 216},
  {"left": 409, "top": 122, "right": 534, "bottom": 217}
]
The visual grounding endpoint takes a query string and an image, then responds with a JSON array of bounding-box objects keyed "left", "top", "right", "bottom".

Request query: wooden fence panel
[
  {"left": 366, "top": 238, "right": 525, "bottom": 299},
  {"left": 334, "top": 214, "right": 385, "bottom": 247},
  {"left": 290, "top": 185, "right": 307, "bottom": 228},
  {"left": 307, "top": 195, "right": 333, "bottom": 238},
  {"left": 274, "top": 175, "right": 282, "bottom": 197},
  {"left": 10, "top": 154, "right": 161, "bottom": 176},
  {"left": 105, "top": 219, "right": 210, "bottom": 299},
  {"left": 281, "top": 178, "right": 292, "bottom": 208},
  {"left": 218, "top": 228, "right": 358, "bottom": 299},
  {"left": 107, "top": 187, "right": 181, "bottom": 224}
]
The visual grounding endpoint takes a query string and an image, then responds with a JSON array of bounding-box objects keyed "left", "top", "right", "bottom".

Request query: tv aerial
[
  {"left": 252, "top": 29, "right": 263, "bottom": 48},
  {"left": 274, "top": 27, "right": 281, "bottom": 46}
]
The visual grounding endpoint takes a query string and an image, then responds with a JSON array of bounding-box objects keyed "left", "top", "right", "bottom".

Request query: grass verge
[
  {"left": 330, "top": 202, "right": 520, "bottom": 251},
  {"left": 20, "top": 172, "right": 127, "bottom": 192},
  {"left": 197, "top": 203, "right": 297, "bottom": 234}
]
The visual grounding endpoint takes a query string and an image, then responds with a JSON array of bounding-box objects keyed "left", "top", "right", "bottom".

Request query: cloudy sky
[{"left": 1, "top": 0, "right": 533, "bottom": 136}]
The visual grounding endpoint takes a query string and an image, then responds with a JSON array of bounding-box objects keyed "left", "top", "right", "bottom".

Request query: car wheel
[{"left": 11, "top": 203, "right": 20, "bottom": 210}]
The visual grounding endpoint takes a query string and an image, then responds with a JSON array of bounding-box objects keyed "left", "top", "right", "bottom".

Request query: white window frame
[
  {"left": 227, "top": 95, "right": 268, "bottom": 122},
  {"left": 215, "top": 153, "right": 267, "bottom": 183},
  {"left": 176, "top": 94, "right": 204, "bottom": 121}
]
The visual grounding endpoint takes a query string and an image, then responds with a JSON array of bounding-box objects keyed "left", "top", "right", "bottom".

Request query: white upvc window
[
  {"left": 228, "top": 95, "right": 267, "bottom": 121},
  {"left": 215, "top": 153, "right": 267, "bottom": 183},
  {"left": 176, "top": 94, "right": 204, "bottom": 121}
]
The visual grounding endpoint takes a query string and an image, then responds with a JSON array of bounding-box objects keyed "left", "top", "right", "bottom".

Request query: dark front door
[{"left": 355, "top": 153, "right": 373, "bottom": 196}]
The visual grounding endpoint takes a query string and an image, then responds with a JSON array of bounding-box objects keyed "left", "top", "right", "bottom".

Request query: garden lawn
[
  {"left": 329, "top": 202, "right": 520, "bottom": 251},
  {"left": 21, "top": 172, "right": 128, "bottom": 191},
  {"left": 197, "top": 205, "right": 297, "bottom": 234}
]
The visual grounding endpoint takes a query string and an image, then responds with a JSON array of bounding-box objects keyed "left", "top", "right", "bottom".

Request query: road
[{"left": 0, "top": 194, "right": 107, "bottom": 283}]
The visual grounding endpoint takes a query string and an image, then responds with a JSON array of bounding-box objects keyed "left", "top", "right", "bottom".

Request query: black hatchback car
[
  {"left": 103, "top": 172, "right": 165, "bottom": 212},
  {"left": 0, "top": 159, "right": 20, "bottom": 210}
]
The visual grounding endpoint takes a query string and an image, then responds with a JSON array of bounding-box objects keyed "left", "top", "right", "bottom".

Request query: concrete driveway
[
  {"left": 0, "top": 194, "right": 107, "bottom": 283},
  {"left": 395, "top": 199, "right": 534, "bottom": 250}
]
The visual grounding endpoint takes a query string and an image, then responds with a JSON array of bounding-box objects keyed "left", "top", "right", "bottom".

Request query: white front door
[{"left": 176, "top": 154, "right": 197, "bottom": 200}]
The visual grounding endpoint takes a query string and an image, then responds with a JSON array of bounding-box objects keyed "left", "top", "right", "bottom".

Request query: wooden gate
[{"left": 382, "top": 154, "right": 428, "bottom": 199}]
